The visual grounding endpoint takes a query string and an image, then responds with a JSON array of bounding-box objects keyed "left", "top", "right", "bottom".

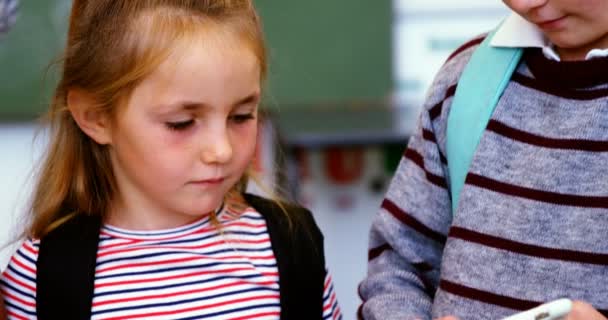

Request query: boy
[{"left": 359, "top": 1, "right": 608, "bottom": 319}]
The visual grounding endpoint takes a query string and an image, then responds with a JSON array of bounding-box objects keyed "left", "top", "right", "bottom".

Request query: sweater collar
[{"left": 524, "top": 48, "right": 608, "bottom": 89}]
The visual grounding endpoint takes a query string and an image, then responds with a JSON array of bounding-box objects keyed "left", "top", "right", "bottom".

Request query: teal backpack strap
[{"left": 446, "top": 28, "right": 523, "bottom": 213}]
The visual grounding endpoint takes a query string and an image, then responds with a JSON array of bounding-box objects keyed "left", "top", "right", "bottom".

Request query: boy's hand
[
  {"left": 565, "top": 301, "right": 607, "bottom": 320},
  {"left": 416, "top": 301, "right": 606, "bottom": 320}
]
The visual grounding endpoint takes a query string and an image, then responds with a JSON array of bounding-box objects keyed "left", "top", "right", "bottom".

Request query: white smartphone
[{"left": 501, "top": 298, "right": 572, "bottom": 320}]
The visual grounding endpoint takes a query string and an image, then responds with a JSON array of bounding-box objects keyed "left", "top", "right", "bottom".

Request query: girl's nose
[{"left": 200, "top": 130, "right": 233, "bottom": 164}]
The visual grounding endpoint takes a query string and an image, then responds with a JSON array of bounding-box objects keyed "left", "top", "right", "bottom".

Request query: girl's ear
[{"left": 67, "top": 89, "right": 113, "bottom": 145}]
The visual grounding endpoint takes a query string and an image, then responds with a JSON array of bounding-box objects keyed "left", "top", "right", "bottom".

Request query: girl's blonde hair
[{"left": 29, "top": 0, "right": 267, "bottom": 239}]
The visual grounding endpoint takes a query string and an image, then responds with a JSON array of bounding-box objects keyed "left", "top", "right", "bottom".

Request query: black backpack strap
[
  {"left": 36, "top": 213, "right": 101, "bottom": 320},
  {"left": 244, "top": 193, "right": 326, "bottom": 319}
]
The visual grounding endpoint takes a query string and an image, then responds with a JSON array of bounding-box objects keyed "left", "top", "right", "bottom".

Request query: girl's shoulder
[
  {"left": 1, "top": 238, "right": 40, "bottom": 317},
  {"left": 3, "top": 237, "right": 41, "bottom": 271},
  {"left": 241, "top": 193, "right": 321, "bottom": 236}
]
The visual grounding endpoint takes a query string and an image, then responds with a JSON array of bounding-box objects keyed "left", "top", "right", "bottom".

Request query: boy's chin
[
  {"left": 548, "top": 30, "right": 608, "bottom": 51},
  {"left": 546, "top": 35, "right": 596, "bottom": 60}
]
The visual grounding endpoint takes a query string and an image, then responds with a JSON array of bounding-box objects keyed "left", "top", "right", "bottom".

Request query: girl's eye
[
  {"left": 165, "top": 120, "right": 195, "bottom": 131},
  {"left": 230, "top": 113, "right": 256, "bottom": 124}
]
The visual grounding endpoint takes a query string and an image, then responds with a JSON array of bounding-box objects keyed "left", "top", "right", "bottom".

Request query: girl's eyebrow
[
  {"left": 233, "top": 92, "right": 260, "bottom": 108},
  {"left": 157, "top": 91, "right": 261, "bottom": 112},
  {"left": 153, "top": 101, "right": 208, "bottom": 114}
]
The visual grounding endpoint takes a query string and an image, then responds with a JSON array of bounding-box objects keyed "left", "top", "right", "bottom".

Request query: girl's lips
[{"left": 191, "top": 177, "right": 225, "bottom": 185}]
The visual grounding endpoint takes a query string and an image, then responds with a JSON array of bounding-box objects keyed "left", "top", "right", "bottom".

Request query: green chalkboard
[
  {"left": 0, "top": 0, "right": 71, "bottom": 121},
  {"left": 255, "top": 0, "right": 392, "bottom": 109},
  {"left": 0, "top": 1, "right": 392, "bottom": 120}
]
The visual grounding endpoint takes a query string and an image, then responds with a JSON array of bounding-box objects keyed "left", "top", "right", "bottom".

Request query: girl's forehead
[
  {"left": 137, "top": 15, "right": 261, "bottom": 75},
  {"left": 128, "top": 39, "right": 261, "bottom": 113},
  {"left": 154, "top": 36, "right": 261, "bottom": 83}
]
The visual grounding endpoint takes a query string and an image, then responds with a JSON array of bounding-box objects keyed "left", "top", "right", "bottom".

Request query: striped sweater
[
  {"left": 1, "top": 201, "right": 342, "bottom": 319},
  {"left": 359, "top": 36, "right": 608, "bottom": 320}
]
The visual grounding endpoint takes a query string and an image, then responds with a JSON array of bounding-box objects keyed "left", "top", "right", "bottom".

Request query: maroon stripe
[
  {"left": 446, "top": 36, "right": 485, "bottom": 62},
  {"left": 404, "top": 148, "right": 424, "bottom": 166},
  {"left": 422, "top": 129, "right": 448, "bottom": 164},
  {"left": 422, "top": 129, "right": 436, "bottom": 143},
  {"left": 466, "top": 173, "right": 608, "bottom": 208},
  {"left": 440, "top": 279, "right": 608, "bottom": 316},
  {"left": 487, "top": 119, "right": 608, "bottom": 152},
  {"left": 426, "top": 171, "right": 447, "bottom": 189},
  {"left": 440, "top": 280, "right": 544, "bottom": 311},
  {"left": 429, "top": 102, "right": 443, "bottom": 121},
  {"left": 429, "top": 84, "right": 457, "bottom": 121},
  {"left": 368, "top": 243, "right": 392, "bottom": 261},
  {"left": 450, "top": 226, "right": 608, "bottom": 265},
  {"left": 512, "top": 73, "right": 608, "bottom": 100},
  {"left": 381, "top": 198, "right": 447, "bottom": 244},
  {"left": 404, "top": 149, "right": 447, "bottom": 189}
]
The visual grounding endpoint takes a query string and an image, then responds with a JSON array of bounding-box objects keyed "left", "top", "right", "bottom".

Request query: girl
[{"left": 0, "top": 1, "right": 342, "bottom": 319}]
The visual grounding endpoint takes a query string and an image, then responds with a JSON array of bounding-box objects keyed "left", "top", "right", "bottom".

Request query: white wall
[
  {"left": 296, "top": 148, "right": 389, "bottom": 319},
  {"left": 0, "top": 123, "right": 45, "bottom": 269},
  {"left": 394, "top": 0, "right": 508, "bottom": 106}
]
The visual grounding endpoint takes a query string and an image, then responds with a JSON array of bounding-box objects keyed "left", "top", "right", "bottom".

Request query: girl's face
[
  {"left": 106, "top": 37, "right": 261, "bottom": 230},
  {"left": 503, "top": 0, "right": 608, "bottom": 60}
]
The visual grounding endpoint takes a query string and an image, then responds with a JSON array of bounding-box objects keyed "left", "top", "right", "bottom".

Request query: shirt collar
[{"left": 490, "top": 12, "right": 608, "bottom": 61}]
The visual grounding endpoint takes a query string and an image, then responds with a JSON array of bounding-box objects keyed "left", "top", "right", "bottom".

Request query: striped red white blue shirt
[{"left": 1, "top": 201, "right": 342, "bottom": 319}]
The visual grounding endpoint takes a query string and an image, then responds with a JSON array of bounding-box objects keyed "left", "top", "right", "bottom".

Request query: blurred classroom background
[{"left": 0, "top": 1, "right": 508, "bottom": 318}]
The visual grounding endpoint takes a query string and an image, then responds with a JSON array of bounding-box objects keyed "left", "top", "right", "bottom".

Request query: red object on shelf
[
  {"left": 324, "top": 147, "right": 365, "bottom": 185},
  {"left": 295, "top": 148, "right": 310, "bottom": 180}
]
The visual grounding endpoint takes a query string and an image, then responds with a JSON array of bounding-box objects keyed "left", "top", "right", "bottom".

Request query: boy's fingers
[{"left": 565, "top": 301, "right": 607, "bottom": 320}]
